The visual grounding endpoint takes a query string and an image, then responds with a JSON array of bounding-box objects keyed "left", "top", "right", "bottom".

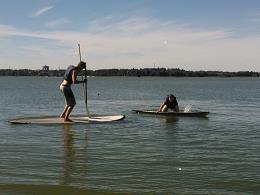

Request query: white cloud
[
  {"left": 0, "top": 17, "right": 260, "bottom": 71},
  {"left": 45, "top": 18, "right": 70, "bottom": 28},
  {"left": 32, "top": 6, "right": 53, "bottom": 17}
]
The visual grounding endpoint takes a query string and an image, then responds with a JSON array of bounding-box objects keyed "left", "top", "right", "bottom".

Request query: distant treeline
[{"left": 0, "top": 68, "right": 259, "bottom": 77}]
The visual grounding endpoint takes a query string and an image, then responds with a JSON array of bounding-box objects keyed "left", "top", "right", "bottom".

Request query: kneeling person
[{"left": 158, "top": 94, "right": 179, "bottom": 112}]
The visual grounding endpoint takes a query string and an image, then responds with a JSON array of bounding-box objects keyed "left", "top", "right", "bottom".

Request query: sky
[{"left": 0, "top": 0, "right": 260, "bottom": 71}]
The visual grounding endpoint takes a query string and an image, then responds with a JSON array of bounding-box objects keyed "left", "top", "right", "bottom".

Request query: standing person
[
  {"left": 60, "top": 61, "right": 86, "bottom": 122},
  {"left": 158, "top": 94, "right": 179, "bottom": 112}
]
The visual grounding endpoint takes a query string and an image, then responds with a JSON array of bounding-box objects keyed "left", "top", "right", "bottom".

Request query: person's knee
[
  {"left": 67, "top": 103, "right": 75, "bottom": 109},
  {"left": 162, "top": 105, "right": 168, "bottom": 112},
  {"left": 68, "top": 101, "right": 76, "bottom": 108}
]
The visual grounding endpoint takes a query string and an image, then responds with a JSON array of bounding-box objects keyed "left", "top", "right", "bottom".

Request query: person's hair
[
  {"left": 169, "top": 94, "right": 175, "bottom": 98},
  {"left": 77, "top": 61, "right": 86, "bottom": 69}
]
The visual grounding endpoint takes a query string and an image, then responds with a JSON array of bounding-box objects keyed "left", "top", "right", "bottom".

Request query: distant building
[{"left": 42, "top": 65, "right": 49, "bottom": 71}]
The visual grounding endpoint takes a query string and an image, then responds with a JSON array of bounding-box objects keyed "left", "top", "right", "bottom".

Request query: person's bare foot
[
  {"left": 64, "top": 118, "right": 73, "bottom": 122},
  {"left": 60, "top": 115, "right": 65, "bottom": 118}
]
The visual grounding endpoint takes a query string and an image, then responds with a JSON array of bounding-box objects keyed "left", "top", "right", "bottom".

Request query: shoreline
[{"left": 0, "top": 68, "right": 259, "bottom": 77}]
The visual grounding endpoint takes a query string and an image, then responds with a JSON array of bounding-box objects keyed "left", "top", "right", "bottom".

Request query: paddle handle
[{"left": 78, "top": 43, "right": 82, "bottom": 61}]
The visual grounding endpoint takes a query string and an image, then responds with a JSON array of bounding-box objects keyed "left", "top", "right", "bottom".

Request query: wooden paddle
[{"left": 78, "top": 43, "right": 89, "bottom": 116}]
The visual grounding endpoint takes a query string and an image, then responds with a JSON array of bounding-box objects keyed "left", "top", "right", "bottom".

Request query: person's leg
[
  {"left": 64, "top": 105, "right": 74, "bottom": 122},
  {"left": 161, "top": 105, "right": 168, "bottom": 112},
  {"left": 62, "top": 86, "right": 76, "bottom": 121},
  {"left": 60, "top": 105, "right": 69, "bottom": 118}
]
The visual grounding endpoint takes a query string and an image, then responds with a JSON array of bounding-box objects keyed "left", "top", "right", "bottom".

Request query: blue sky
[{"left": 0, "top": 0, "right": 260, "bottom": 71}]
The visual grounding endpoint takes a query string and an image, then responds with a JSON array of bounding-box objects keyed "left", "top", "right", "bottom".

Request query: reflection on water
[
  {"left": 62, "top": 124, "right": 76, "bottom": 186},
  {"left": 162, "top": 116, "right": 179, "bottom": 124},
  {"left": 61, "top": 124, "right": 88, "bottom": 186}
]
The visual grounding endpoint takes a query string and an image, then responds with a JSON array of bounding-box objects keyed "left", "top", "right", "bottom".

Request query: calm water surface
[{"left": 0, "top": 77, "right": 259, "bottom": 194}]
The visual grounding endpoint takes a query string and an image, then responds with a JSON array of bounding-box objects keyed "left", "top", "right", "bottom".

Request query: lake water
[{"left": 0, "top": 76, "right": 259, "bottom": 194}]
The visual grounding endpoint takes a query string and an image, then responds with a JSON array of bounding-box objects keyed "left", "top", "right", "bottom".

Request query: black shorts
[{"left": 60, "top": 84, "right": 76, "bottom": 106}]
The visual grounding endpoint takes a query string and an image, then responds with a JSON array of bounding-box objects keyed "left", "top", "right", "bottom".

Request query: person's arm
[
  {"left": 157, "top": 102, "right": 165, "bottom": 112},
  {"left": 72, "top": 70, "right": 86, "bottom": 84}
]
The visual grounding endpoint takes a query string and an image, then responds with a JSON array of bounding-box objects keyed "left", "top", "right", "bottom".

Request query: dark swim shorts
[{"left": 60, "top": 84, "right": 76, "bottom": 106}]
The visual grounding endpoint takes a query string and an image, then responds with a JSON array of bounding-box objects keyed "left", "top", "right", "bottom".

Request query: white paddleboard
[{"left": 8, "top": 115, "right": 125, "bottom": 125}]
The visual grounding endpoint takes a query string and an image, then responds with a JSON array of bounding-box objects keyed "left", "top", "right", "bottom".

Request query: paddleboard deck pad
[
  {"left": 9, "top": 115, "right": 125, "bottom": 124},
  {"left": 133, "top": 110, "right": 209, "bottom": 117}
]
